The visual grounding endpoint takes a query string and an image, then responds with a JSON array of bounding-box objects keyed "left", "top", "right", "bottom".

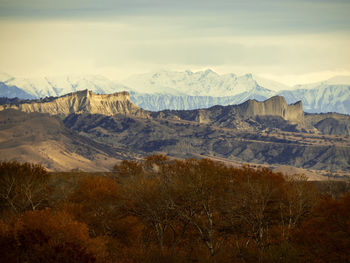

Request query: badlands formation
[{"left": 0, "top": 90, "right": 349, "bottom": 175}]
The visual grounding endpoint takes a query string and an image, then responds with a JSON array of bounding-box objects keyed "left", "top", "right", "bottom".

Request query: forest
[{"left": 0, "top": 156, "right": 349, "bottom": 263}]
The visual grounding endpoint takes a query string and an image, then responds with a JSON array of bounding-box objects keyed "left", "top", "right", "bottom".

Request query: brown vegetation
[{"left": 0, "top": 157, "right": 349, "bottom": 262}]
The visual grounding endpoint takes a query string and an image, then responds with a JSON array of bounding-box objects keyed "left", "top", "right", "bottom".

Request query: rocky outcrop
[
  {"left": 0, "top": 91, "right": 316, "bottom": 131},
  {"left": 0, "top": 90, "right": 148, "bottom": 118},
  {"left": 152, "top": 96, "right": 305, "bottom": 131},
  {"left": 237, "top": 96, "right": 304, "bottom": 123}
]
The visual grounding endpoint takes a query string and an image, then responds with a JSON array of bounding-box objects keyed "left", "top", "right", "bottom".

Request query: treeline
[{"left": 0, "top": 156, "right": 349, "bottom": 263}]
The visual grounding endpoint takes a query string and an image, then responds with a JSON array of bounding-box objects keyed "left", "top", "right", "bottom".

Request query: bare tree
[
  {"left": 222, "top": 167, "right": 285, "bottom": 251},
  {"left": 0, "top": 161, "right": 50, "bottom": 217},
  {"left": 279, "top": 174, "right": 317, "bottom": 239},
  {"left": 168, "top": 158, "right": 230, "bottom": 258}
]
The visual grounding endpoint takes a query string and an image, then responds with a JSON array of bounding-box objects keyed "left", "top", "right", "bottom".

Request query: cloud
[
  {"left": 1, "top": 0, "right": 349, "bottom": 34},
  {"left": 0, "top": 20, "right": 349, "bottom": 79},
  {"left": 0, "top": 1, "right": 349, "bottom": 84}
]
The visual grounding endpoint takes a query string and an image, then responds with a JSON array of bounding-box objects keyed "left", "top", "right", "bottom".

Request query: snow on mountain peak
[
  {"left": 2, "top": 70, "right": 349, "bottom": 114},
  {"left": 123, "top": 69, "right": 285, "bottom": 97},
  {"left": 293, "top": 75, "right": 350, "bottom": 90},
  {"left": 1, "top": 74, "right": 129, "bottom": 98},
  {"left": 202, "top": 69, "right": 217, "bottom": 76},
  {"left": 0, "top": 72, "right": 14, "bottom": 83},
  {"left": 244, "top": 73, "right": 253, "bottom": 79},
  {"left": 324, "top": 75, "right": 350, "bottom": 86}
]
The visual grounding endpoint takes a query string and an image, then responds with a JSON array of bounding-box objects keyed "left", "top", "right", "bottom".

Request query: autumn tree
[
  {"left": 66, "top": 174, "right": 147, "bottom": 262},
  {"left": 167, "top": 158, "right": 231, "bottom": 258},
  {"left": 67, "top": 176, "right": 121, "bottom": 237},
  {"left": 292, "top": 193, "right": 350, "bottom": 263},
  {"left": 278, "top": 175, "right": 317, "bottom": 240},
  {"left": 115, "top": 155, "right": 188, "bottom": 257},
  {"left": 0, "top": 208, "right": 107, "bottom": 263},
  {"left": 3, "top": 157, "right": 345, "bottom": 262},
  {"left": 113, "top": 160, "right": 143, "bottom": 179},
  {"left": 0, "top": 161, "right": 50, "bottom": 217}
]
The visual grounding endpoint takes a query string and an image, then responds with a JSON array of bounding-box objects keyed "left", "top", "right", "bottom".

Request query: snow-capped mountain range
[
  {"left": 0, "top": 70, "right": 349, "bottom": 114},
  {"left": 0, "top": 74, "right": 129, "bottom": 99},
  {"left": 123, "top": 69, "right": 290, "bottom": 96}
]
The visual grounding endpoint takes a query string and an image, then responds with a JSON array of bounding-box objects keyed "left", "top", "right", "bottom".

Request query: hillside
[
  {"left": 0, "top": 91, "right": 349, "bottom": 173},
  {"left": 64, "top": 111, "right": 350, "bottom": 172},
  {"left": 0, "top": 109, "right": 129, "bottom": 171}
]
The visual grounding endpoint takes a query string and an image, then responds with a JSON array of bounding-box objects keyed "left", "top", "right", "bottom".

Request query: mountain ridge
[
  {"left": 0, "top": 90, "right": 305, "bottom": 125},
  {"left": 1, "top": 70, "right": 350, "bottom": 114},
  {"left": 0, "top": 90, "right": 349, "bottom": 173},
  {"left": 2, "top": 90, "right": 348, "bottom": 137}
]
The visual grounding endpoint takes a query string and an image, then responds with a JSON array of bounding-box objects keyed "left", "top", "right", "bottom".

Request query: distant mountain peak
[
  {"left": 202, "top": 68, "right": 216, "bottom": 75},
  {"left": 1, "top": 71, "right": 349, "bottom": 114},
  {"left": 293, "top": 75, "right": 350, "bottom": 90},
  {"left": 123, "top": 69, "right": 276, "bottom": 96},
  {"left": 0, "top": 74, "right": 129, "bottom": 99},
  {"left": 0, "top": 72, "right": 14, "bottom": 83},
  {"left": 244, "top": 73, "right": 253, "bottom": 79}
]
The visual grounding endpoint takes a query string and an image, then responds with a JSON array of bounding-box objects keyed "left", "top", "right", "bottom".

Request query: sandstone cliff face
[
  {"left": 0, "top": 90, "right": 147, "bottom": 117},
  {"left": 150, "top": 95, "right": 306, "bottom": 131},
  {"left": 238, "top": 96, "right": 304, "bottom": 122},
  {"left": 0, "top": 91, "right": 305, "bottom": 127}
]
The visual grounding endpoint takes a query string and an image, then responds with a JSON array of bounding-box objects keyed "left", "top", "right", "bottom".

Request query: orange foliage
[
  {"left": 113, "top": 160, "right": 143, "bottom": 178},
  {"left": 0, "top": 208, "right": 107, "bottom": 263},
  {"left": 67, "top": 176, "right": 129, "bottom": 237},
  {"left": 293, "top": 193, "right": 350, "bottom": 262},
  {"left": 65, "top": 175, "right": 144, "bottom": 262},
  {"left": 1, "top": 156, "right": 349, "bottom": 263}
]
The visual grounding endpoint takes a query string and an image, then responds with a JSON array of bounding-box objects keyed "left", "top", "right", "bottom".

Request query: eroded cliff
[
  {"left": 0, "top": 90, "right": 147, "bottom": 117},
  {"left": 238, "top": 96, "right": 304, "bottom": 123}
]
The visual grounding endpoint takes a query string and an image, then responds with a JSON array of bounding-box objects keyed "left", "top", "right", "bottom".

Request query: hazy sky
[{"left": 0, "top": 0, "right": 349, "bottom": 85}]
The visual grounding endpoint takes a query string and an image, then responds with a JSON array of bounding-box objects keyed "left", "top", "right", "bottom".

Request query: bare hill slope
[{"left": 0, "top": 109, "right": 127, "bottom": 171}]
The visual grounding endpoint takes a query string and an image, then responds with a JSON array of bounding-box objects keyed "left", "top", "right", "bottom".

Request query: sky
[{"left": 0, "top": 0, "right": 349, "bottom": 86}]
